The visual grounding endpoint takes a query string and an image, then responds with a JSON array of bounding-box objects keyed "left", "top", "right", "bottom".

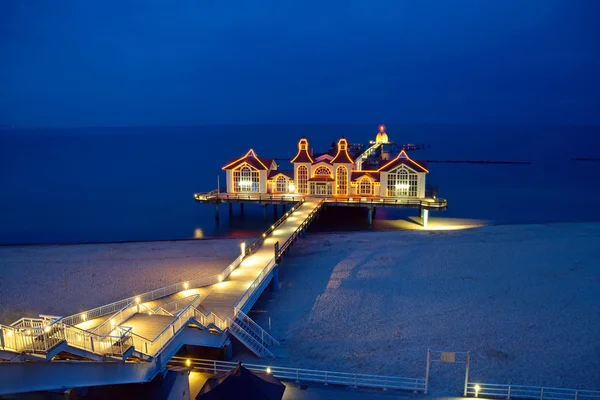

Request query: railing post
[
  {"left": 574, "top": 391, "right": 578, "bottom": 400},
  {"left": 464, "top": 351, "right": 471, "bottom": 396},
  {"left": 508, "top": 385, "right": 511, "bottom": 399},
  {"left": 214, "top": 360, "right": 217, "bottom": 375},
  {"left": 353, "top": 374, "right": 358, "bottom": 388},
  {"left": 425, "top": 349, "right": 431, "bottom": 394},
  {"left": 540, "top": 388, "right": 544, "bottom": 400},
  {"left": 296, "top": 369, "right": 299, "bottom": 383},
  {"left": 324, "top": 372, "right": 328, "bottom": 386}
]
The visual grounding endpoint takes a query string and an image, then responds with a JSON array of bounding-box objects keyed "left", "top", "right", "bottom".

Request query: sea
[{"left": 1, "top": 125, "right": 599, "bottom": 245}]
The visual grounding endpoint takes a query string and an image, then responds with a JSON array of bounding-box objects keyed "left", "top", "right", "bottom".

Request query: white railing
[
  {"left": 226, "top": 318, "right": 274, "bottom": 359},
  {"left": 233, "top": 308, "right": 279, "bottom": 347},
  {"left": 324, "top": 196, "right": 448, "bottom": 208},
  {"left": 91, "top": 301, "right": 136, "bottom": 336},
  {"left": 234, "top": 257, "right": 278, "bottom": 314},
  {"left": 195, "top": 192, "right": 306, "bottom": 203},
  {"left": 355, "top": 142, "right": 382, "bottom": 170},
  {"left": 56, "top": 254, "right": 243, "bottom": 328},
  {"left": 467, "top": 382, "right": 600, "bottom": 400},
  {"left": 170, "top": 357, "right": 425, "bottom": 392}
]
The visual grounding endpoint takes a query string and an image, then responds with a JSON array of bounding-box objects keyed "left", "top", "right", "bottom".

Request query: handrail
[
  {"left": 171, "top": 357, "right": 425, "bottom": 392},
  {"left": 233, "top": 307, "right": 279, "bottom": 346},
  {"left": 244, "top": 199, "right": 304, "bottom": 256},
  {"left": 279, "top": 199, "right": 324, "bottom": 256},
  {"left": 324, "top": 196, "right": 447, "bottom": 208},
  {"left": 466, "top": 382, "right": 600, "bottom": 400},
  {"left": 233, "top": 257, "right": 278, "bottom": 313},
  {"left": 90, "top": 301, "right": 135, "bottom": 336}
]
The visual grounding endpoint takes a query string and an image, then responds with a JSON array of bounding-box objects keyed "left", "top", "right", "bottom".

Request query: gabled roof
[
  {"left": 311, "top": 159, "right": 333, "bottom": 167},
  {"left": 331, "top": 138, "right": 354, "bottom": 164},
  {"left": 268, "top": 170, "right": 294, "bottom": 179},
  {"left": 351, "top": 171, "right": 380, "bottom": 181},
  {"left": 291, "top": 138, "right": 314, "bottom": 163},
  {"left": 314, "top": 153, "right": 333, "bottom": 163},
  {"left": 377, "top": 150, "right": 428, "bottom": 173},
  {"left": 222, "top": 149, "right": 275, "bottom": 171}
]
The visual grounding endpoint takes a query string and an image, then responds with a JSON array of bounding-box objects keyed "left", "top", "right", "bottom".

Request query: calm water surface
[{"left": 1, "top": 125, "right": 599, "bottom": 245}]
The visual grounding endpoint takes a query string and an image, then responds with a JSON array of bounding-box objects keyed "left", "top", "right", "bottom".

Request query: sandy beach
[
  {"left": 1, "top": 223, "right": 599, "bottom": 391},
  {"left": 247, "top": 222, "right": 600, "bottom": 391}
]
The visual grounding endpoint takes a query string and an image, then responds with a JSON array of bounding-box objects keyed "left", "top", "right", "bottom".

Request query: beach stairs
[{"left": 225, "top": 309, "right": 279, "bottom": 359}]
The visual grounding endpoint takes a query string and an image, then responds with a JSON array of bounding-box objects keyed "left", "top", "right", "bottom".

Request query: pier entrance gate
[{"left": 424, "top": 349, "right": 471, "bottom": 395}]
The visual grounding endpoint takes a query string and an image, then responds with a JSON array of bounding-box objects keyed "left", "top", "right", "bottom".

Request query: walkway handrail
[
  {"left": 56, "top": 253, "right": 243, "bottom": 328},
  {"left": 279, "top": 199, "right": 324, "bottom": 256},
  {"left": 90, "top": 300, "right": 135, "bottom": 336},
  {"left": 234, "top": 257, "right": 278, "bottom": 313},
  {"left": 233, "top": 307, "right": 280, "bottom": 346},
  {"left": 466, "top": 382, "right": 600, "bottom": 400},
  {"left": 171, "top": 357, "right": 425, "bottom": 392},
  {"left": 244, "top": 199, "right": 304, "bottom": 256},
  {"left": 324, "top": 197, "right": 447, "bottom": 208}
]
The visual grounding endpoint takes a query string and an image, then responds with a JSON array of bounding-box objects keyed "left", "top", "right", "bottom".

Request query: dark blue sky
[{"left": 1, "top": 0, "right": 598, "bottom": 127}]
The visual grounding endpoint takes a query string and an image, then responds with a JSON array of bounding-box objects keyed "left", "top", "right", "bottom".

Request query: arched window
[
  {"left": 297, "top": 165, "right": 308, "bottom": 194},
  {"left": 336, "top": 165, "right": 347, "bottom": 195},
  {"left": 359, "top": 177, "right": 372, "bottom": 195},
  {"left": 314, "top": 166, "right": 332, "bottom": 176},
  {"left": 387, "top": 167, "right": 417, "bottom": 197},
  {"left": 275, "top": 176, "right": 287, "bottom": 193},
  {"left": 234, "top": 165, "right": 259, "bottom": 193}
]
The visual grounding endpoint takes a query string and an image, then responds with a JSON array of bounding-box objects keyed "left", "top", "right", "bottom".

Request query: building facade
[{"left": 221, "top": 130, "right": 429, "bottom": 199}]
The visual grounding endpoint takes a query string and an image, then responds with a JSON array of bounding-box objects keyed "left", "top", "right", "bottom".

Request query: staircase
[{"left": 225, "top": 309, "right": 278, "bottom": 359}]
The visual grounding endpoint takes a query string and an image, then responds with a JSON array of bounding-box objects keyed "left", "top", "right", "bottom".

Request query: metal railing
[
  {"left": 324, "top": 196, "right": 448, "bottom": 208},
  {"left": 233, "top": 307, "right": 279, "bottom": 347},
  {"left": 170, "top": 357, "right": 425, "bottom": 392},
  {"left": 244, "top": 199, "right": 304, "bottom": 256},
  {"left": 278, "top": 199, "right": 324, "bottom": 256},
  {"left": 56, "top": 254, "right": 243, "bottom": 328},
  {"left": 233, "top": 257, "right": 278, "bottom": 314},
  {"left": 466, "top": 382, "right": 600, "bottom": 400},
  {"left": 226, "top": 318, "right": 274, "bottom": 359},
  {"left": 194, "top": 191, "right": 306, "bottom": 203}
]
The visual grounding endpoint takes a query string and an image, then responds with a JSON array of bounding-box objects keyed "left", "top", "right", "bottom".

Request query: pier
[{"left": 195, "top": 126, "right": 448, "bottom": 227}]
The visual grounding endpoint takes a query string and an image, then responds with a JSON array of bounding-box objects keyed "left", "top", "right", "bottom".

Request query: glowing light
[
  {"left": 240, "top": 241, "right": 246, "bottom": 256},
  {"left": 194, "top": 228, "right": 204, "bottom": 239},
  {"left": 271, "top": 225, "right": 275, "bottom": 229},
  {"left": 395, "top": 184, "right": 410, "bottom": 190},
  {"left": 183, "top": 282, "right": 189, "bottom": 290},
  {"left": 266, "top": 367, "right": 271, "bottom": 374},
  {"left": 77, "top": 334, "right": 82, "bottom": 341},
  {"left": 81, "top": 313, "right": 87, "bottom": 321},
  {"left": 262, "top": 233, "right": 266, "bottom": 238},
  {"left": 135, "top": 297, "right": 140, "bottom": 304},
  {"left": 110, "top": 320, "right": 115, "bottom": 327},
  {"left": 240, "top": 180, "right": 252, "bottom": 186},
  {"left": 288, "top": 183, "right": 296, "bottom": 192},
  {"left": 7, "top": 330, "right": 13, "bottom": 337},
  {"left": 186, "top": 359, "right": 191, "bottom": 367},
  {"left": 475, "top": 384, "right": 481, "bottom": 397},
  {"left": 26, "top": 329, "right": 31, "bottom": 335},
  {"left": 379, "top": 124, "right": 385, "bottom": 132},
  {"left": 44, "top": 326, "right": 51, "bottom": 333},
  {"left": 218, "top": 275, "right": 223, "bottom": 282}
]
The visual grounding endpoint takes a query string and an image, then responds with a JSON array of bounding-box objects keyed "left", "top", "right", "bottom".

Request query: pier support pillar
[
  {"left": 263, "top": 204, "right": 268, "bottom": 219},
  {"left": 420, "top": 208, "right": 429, "bottom": 227},
  {"left": 373, "top": 207, "right": 377, "bottom": 217},
  {"left": 368, "top": 207, "right": 374, "bottom": 225},
  {"left": 228, "top": 202, "right": 233, "bottom": 216},
  {"left": 215, "top": 204, "right": 220, "bottom": 221},
  {"left": 271, "top": 265, "right": 280, "bottom": 292},
  {"left": 240, "top": 203, "right": 244, "bottom": 217}
]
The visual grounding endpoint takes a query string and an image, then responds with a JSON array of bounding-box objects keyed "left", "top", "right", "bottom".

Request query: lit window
[
  {"left": 336, "top": 165, "right": 347, "bottom": 195},
  {"left": 314, "top": 166, "right": 332, "bottom": 176},
  {"left": 234, "top": 165, "right": 259, "bottom": 192},
  {"left": 297, "top": 165, "right": 308, "bottom": 194},
  {"left": 275, "top": 176, "right": 287, "bottom": 193},
  {"left": 359, "top": 177, "right": 372, "bottom": 195},
  {"left": 387, "top": 167, "right": 417, "bottom": 197}
]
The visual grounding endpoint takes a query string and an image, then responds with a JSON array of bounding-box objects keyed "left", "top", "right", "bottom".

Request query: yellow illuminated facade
[{"left": 221, "top": 128, "right": 428, "bottom": 198}]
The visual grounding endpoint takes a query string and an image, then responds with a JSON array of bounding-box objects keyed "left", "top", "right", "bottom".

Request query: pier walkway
[{"left": 0, "top": 199, "right": 324, "bottom": 395}]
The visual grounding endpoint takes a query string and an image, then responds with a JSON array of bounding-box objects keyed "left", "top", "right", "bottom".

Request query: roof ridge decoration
[
  {"left": 291, "top": 137, "right": 314, "bottom": 163},
  {"left": 377, "top": 149, "right": 428, "bottom": 172},
  {"left": 331, "top": 137, "right": 354, "bottom": 164},
  {"left": 222, "top": 148, "right": 270, "bottom": 170}
]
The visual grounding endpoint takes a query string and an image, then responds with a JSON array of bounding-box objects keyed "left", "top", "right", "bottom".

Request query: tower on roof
[{"left": 375, "top": 125, "right": 389, "bottom": 144}]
